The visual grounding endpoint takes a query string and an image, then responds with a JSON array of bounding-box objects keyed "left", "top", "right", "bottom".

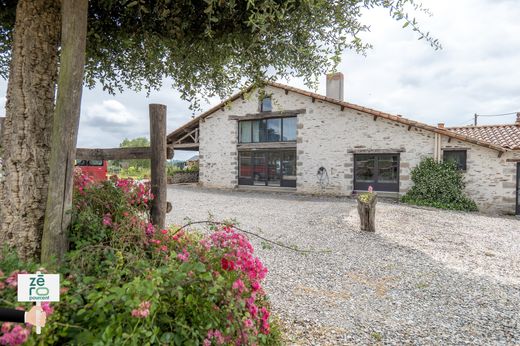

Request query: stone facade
[
  {"left": 198, "top": 86, "right": 519, "bottom": 215},
  {"left": 167, "top": 171, "right": 199, "bottom": 184}
]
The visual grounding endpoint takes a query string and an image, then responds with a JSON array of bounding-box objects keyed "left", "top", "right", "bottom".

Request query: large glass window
[
  {"left": 354, "top": 154, "right": 399, "bottom": 192},
  {"left": 239, "top": 152, "right": 252, "bottom": 178},
  {"left": 443, "top": 150, "right": 467, "bottom": 171},
  {"left": 282, "top": 117, "right": 297, "bottom": 141},
  {"left": 252, "top": 120, "right": 267, "bottom": 142},
  {"left": 239, "top": 121, "right": 252, "bottom": 143},
  {"left": 238, "top": 150, "right": 296, "bottom": 188},
  {"left": 239, "top": 116, "right": 297, "bottom": 143},
  {"left": 266, "top": 118, "right": 281, "bottom": 142}
]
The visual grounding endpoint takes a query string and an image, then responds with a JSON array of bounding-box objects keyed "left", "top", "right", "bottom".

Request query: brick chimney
[
  {"left": 437, "top": 123, "right": 445, "bottom": 129},
  {"left": 326, "top": 72, "right": 344, "bottom": 101},
  {"left": 516, "top": 112, "right": 520, "bottom": 125}
]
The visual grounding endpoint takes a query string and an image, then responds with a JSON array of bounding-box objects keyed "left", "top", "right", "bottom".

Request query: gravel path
[{"left": 166, "top": 185, "right": 520, "bottom": 345}]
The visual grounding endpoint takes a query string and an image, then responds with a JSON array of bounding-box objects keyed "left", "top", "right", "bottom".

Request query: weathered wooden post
[
  {"left": 357, "top": 191, "right": 377, "bottom": 232},
  {"left": 149, "top": 104, "right": 167, "bottom": 230}
]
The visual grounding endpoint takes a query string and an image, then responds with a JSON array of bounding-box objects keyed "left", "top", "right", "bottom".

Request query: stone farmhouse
[{"left": 167, "top": 73, "right": 520, "bottom": 215}]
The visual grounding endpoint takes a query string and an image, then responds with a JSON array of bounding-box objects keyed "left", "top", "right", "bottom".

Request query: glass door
[
  {"left": 281, "top": 151, "right": 297, "bottom": 187},
  {"left": 253, "top": 152, "right": 267, "bottom": 186},
  {"left": 267, "top": 152, "right": 281, "bottom": 186},
  {"left": 354, "top": 154, "right": 399, "bottom": 192}
]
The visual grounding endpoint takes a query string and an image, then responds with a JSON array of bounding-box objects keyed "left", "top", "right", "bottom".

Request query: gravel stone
[{"left": 166, "top": 185, "right": 520, "bottom": 345}]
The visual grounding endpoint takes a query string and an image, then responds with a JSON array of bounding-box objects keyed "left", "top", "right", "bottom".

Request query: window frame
[
  {"left": 353, "top": 154, "right": 400, "bottom": 192},
  {"left": 238, "top": 116, "right": 297, "bottom": 144},
  {"left": 260, "top": 96, "right": 272, "bottom": 112},
  {"left": 443, "top": 149, "right": 467, "bottom": 171}
]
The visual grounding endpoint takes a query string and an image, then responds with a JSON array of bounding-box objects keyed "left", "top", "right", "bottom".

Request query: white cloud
[{"left": 1, "top": 0, "right": 519, "bottom": 152}]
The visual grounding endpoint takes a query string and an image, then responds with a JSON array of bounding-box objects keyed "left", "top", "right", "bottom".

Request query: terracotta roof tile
[{"left": 447, "top": 124, "right": 520, "bottom": 150}]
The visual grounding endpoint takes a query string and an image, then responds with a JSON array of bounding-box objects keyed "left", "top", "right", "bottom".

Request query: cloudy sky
[{"left": 1, "top": 0, "right": 519, "bottom": 161}]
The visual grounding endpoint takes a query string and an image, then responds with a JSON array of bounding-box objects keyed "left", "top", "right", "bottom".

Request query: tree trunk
[
  {"left": 41, "top": 0, "right": 89, "bottom": 265},
  {"left": 0, "top": 0, "right": 61, "bottom": 261},
  {"left": 357, "top": 193, "right": 377, "bottom": 232}
]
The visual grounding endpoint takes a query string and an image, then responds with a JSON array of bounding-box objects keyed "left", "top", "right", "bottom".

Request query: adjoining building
[{"left": 168, "top": 74, "right": 520, "bottom": 215}]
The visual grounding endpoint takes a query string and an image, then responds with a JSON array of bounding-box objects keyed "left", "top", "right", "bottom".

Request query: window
[
  {"left": 238, "top": 117, "right": 297, "bottom": 143},
  {"left": 238, "top": 150, "right": 296, "bottom": 187},
  {"left": 260, "top": 96, "right": 272, "bottom": 112},
  {"left": 239, "top": 152, "right": 252, "bottom": 178},
  {"left": 443, "top": 150, "right": 467, "bottom": 171},
  {"left": 282, "top": 117, "right": 297, "bottom": 141},
  {"left": 252, "top": 119, "right": 267, "bottom": 142},
  {"left": 75, "top": 160, "right": 104, "bottom": 167},
  {"left": 239, "top": 121, "right": 252, "bottom": 143},
  {"left": 266, "top": 118, "right": 281, "bottom": 141},
  {"left": 354, "top": 154, "right": 399, "bottom": 192}
]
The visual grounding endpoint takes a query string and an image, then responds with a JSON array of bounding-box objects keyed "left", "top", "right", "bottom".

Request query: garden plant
[
  {"left": 0, "top": 170, "right": 281, "bottom": 345},
  {"left": 401, "top": 157, "right": 478, "bottom": 212}
]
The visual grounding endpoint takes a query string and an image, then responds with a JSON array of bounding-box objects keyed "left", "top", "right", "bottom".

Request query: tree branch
[{"left": 173, "top": 220, "right": 331, "bottom": 254}]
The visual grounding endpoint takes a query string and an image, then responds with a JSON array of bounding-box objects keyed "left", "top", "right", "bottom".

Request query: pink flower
[
  {"left": 244, "top": 319, "right": 254, "bottom": 328},
  {"left": 131, "top": 301, "right": 151, "bottom": 318},
  {"left": 221, "top": 258, "right": 235, "bottom": 271},
  {"left": 5, "top": 271, "right": 27, "bottom": 288},
  {"left": 41, "top": 302, "right": 54, "bottom": 316},
  {"left": 145, "top": 222, "right": 155, "bottom": 236},
  {"left": 251, "top": 281, "right": 260, "bottom": 292},
  {"left": 0, "top": 325, "right": 30, "bottom": 346},
  {"left": 1, "top": 322, "right": 11, "bottom": 333},
  {"left": 248, "top": 304, "right": 258, "bottom": 318},
  {"left": 177, "top": 249, "right": 190, "bottom": 262},
  {"left": 206, "top": 329, "right": 224, "bottom": 345},
  {"left": 161, "top": 229, "right": 168, "bottom": 235},
  {"left": 160, "top": 245, "right": 168, "bottom": 252},
  {"left": 232, "top": 279, "right": 245, "bottom": 294},
  {"left": 102, "top": 213, "right": 112, "bottom": 226},
  {"left": 203, "top": 339, "right": 211, "bottom": 346}
]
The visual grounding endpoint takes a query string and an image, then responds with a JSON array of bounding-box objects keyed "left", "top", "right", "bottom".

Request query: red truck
[{"left": 75, "top": 160, "right": 108, "bottom": 182}]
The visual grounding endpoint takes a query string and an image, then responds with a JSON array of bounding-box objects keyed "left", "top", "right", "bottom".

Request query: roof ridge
[
  {"left": 448, "top": 124, "right": 519, "bottom": 129},
  {"left": 168, "top": 81, "right": 509, "bottom": 153}
]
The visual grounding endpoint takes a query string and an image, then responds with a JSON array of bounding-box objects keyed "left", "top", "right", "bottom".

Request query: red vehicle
[{"left": 75, "top": 160, "right": 107, "bottom": 182}]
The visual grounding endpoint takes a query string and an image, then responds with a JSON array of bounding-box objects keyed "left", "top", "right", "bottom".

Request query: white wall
[{"left": 198, "top": 86, "right": 519, "bottom": 214}]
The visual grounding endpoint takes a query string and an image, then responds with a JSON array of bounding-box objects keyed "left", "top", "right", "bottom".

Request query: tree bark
[
  {"left": 357, "top": 193, "right": 377, "bottom": 232},
  {"left": 41, "top": 0, "right": 89, "bottom": 264},
  {"left": 0, "top": 0, "right": 60, "bottom": 261}
]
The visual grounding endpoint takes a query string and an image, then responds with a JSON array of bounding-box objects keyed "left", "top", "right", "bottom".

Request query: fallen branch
[{"left": 173, "top": 220, "right": 331, "bottom": 254}]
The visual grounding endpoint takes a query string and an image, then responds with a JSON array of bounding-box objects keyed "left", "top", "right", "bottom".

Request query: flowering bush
[
  {"left": 0, "top": 251, "right": 53, "bottom": 346},
  {"left": 0, "top": 172, "right": 281, "bottom": 345},
  {"left": 68, "top": 170, "right": 155, "bottom": 274}
]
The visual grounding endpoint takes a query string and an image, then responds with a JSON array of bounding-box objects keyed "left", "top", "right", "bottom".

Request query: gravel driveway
[{"left": 166, "top": 185, "right": 520, "bottom": 345}]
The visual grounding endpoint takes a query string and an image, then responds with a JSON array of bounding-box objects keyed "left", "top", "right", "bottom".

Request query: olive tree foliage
[
  {"left": 0, "top": 0, "right": 440, "bottom": 108},
  {"left": 0, "top": 0, "right": 439, "bottom": 260}
]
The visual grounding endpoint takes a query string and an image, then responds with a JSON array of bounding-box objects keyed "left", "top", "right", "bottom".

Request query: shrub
[
  {"left": 401, "top": 157, "right": 478, "bottom": 211},
  {"left": 1, "top": 172, "right": 281, "bottom": 345}
]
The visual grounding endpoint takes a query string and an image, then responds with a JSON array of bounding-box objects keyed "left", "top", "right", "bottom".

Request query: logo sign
[{"left": 17, "top": 273, "right": 60, "bottom": 302}]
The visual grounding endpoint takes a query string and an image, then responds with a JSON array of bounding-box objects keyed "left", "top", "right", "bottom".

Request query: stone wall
[
  {"left": 167, "top": 171, "right": 199, "bottom": 184},
  {"left": 197, "top": 85, "right": 519, "bottom": 214}
]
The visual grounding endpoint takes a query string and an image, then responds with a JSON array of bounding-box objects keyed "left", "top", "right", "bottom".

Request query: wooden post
[
  {"left": 41, "top": 0, "right": 89, "bottom": 264},
  {"left": 150, "top": 104, "right": 167, "bottom": 230},
  {"left": 0, "top": 117, "right": 4, "bottom": 139},
  {"left": 357, "top": 193, "right": 377, "bottom": 232}
]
